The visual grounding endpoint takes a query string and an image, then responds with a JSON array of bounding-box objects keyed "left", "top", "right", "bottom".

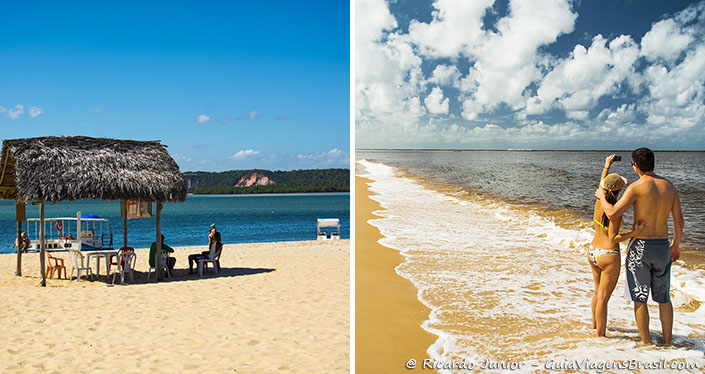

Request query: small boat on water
[{"left": 26, "top": 214, "right": 114, "bottom": 251}]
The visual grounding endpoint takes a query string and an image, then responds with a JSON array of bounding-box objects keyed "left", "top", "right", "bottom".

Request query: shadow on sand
[{"left": 93, "top": 266, "right": 276, "bottom": 285}]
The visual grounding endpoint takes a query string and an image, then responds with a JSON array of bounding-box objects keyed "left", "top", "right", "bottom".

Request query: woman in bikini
[{"left": 589, "top": 154, "right": 644, "bottom": 337}]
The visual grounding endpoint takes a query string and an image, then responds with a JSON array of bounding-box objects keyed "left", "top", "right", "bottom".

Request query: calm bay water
[
  {"left": 357, "top": 150, "right": 705, "bottom": 372},
  {"left": 0, "top": 193, "right": 349, "bottom": 253}
]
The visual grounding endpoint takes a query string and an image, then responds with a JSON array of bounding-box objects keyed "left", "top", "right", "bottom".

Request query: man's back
[{"left": 630, "top": 174, "right": 676, "bottom": 239}]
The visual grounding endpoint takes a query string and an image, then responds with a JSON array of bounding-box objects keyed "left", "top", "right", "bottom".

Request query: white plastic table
[{"left": 86, "top": 250, "right": 118, "bottom": 277}]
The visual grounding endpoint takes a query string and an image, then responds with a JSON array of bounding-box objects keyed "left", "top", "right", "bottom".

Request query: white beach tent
[{"left": 316, "top": 218, "right": 340, "bottom": 240}]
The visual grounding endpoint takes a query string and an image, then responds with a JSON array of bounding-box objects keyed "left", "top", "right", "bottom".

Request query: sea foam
[{"left": 359, "top": 159, "right": 705, "bottom": 373}]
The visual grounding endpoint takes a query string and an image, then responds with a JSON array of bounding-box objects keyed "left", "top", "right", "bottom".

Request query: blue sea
[{"left": 0, "top": 193, "right": 349, "bottom": 253}]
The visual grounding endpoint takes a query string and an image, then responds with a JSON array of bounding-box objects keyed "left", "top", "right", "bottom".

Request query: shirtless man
[{"left": 595, "top": 147, "right": 684, "bottom": 346}]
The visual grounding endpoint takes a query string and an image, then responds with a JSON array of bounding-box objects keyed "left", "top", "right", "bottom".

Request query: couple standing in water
[{"left": 589, "top": 147, "right": 684, "bottom": 346}]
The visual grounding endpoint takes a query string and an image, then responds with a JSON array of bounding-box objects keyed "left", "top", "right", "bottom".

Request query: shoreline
[
  {"left": 354, "top": 157, "right": 705, "bottom": 270},
  {"left": 356, "top": 159, "right": 705, "bottom": 367},
  {"left": 186, "top": 191, "right": 350, "bottom": 197},
  {"left": 0, "top": 240, "right": 349, "bottom": 373},
  {"left": 355, "top": 173, "right": 436, "bottom": 373}
]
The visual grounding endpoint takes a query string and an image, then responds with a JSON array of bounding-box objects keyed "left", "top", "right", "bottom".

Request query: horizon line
[{"left": 355, "top": 148, "right": 705, "bottom": 152}]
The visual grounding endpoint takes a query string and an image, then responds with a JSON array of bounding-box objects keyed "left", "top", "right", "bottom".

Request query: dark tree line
[{"left": 183, "top": 168, "right": 350, "bottom": 194}]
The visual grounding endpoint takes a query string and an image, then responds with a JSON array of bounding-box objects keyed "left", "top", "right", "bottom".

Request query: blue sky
[
  {"left": 1, "top": 1, "right": 350, "bottom": 171},
  {"left": 356, "top": 0, "right": 705, "bottom": 150}
]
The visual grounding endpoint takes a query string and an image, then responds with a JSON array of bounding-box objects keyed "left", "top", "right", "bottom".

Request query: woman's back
[{"left": 592, "top": 199, "right": 619, "bottom": 250}]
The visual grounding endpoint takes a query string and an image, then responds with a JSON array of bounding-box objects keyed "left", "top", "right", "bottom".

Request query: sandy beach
[
  {"left": 355, "top": 174, "right": 436, "bottom": 373},
  {"left": 0, "top": 240, "right": 349, "bottom": 373}
]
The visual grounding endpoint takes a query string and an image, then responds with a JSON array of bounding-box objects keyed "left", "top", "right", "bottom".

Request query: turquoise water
[{"left": 0, "top": 193, "right": 349, "bottom": 253}]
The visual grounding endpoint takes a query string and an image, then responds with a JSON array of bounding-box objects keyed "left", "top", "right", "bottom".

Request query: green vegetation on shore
[{"left": 183, "top": 168, "right": 349, "bottom": 194}]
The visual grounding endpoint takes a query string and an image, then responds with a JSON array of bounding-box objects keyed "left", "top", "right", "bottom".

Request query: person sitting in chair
[
  {"left": 189, "top": 231, "right": 222, "bottom": 274},
  {"left": 12, "top": 232, "right": 31, "bottom": 253},
  {"left": 149, "top": 234, "right": 176, "bottom": 273}
]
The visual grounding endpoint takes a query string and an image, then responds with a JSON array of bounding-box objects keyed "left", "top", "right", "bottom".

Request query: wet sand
[{"left": 355, "top": 173, "right": 436, "bottom": 373}]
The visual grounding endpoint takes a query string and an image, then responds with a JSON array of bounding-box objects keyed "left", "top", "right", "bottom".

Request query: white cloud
[
  {"left": 460, "top": 0, "right": 577, "bottom": 118},
  {"left": 235, "top": 110, "right": 259, "bottom": 120},
  {"left": 428, "top": 65, "right": 461, "bottom": 87},
  {"left": 356, "top": 0, "right": 426, "bottom": 131},
  {"left": 196, "top": 114, "right": 211, "bottom": 123},
  {"left": 172, "top": 153, "right": 193, "bottom": 163},
  {"left": 638, "top": 45, "right": 705, "bottom": 129},
  {"left": 565, "top": 110, "right": 589, "bottom": 120},
  {"left": 635, "top": 3, "right": 705, "bottom": 133},
  {"left": 5, "top": 104, "right": 24, "bottom": 120},
  {"left": 598, "top": 103, "right": 637, "bottom": 124},
  {"left": 424, "top": 87, "right": 450, "bottom": 115},
  {"left": 28, "top": 106, "right": 43, "bottom": 118},
  {"left": 356, "top": 0, "right": 397, "bottom": 45},
  {"left": 641, "top": 19, "right": 694, "bottom": 65},
  {"left": 89, "top": 107, "right": 102, "bottom": 113},
  {"left": 527, "top": 35, "right": 639, "bottom": 116},
  {"left": 230, "top": 149, "right": 260, "bottom": 159},
  {"left": 295, "top": 148, "right": 350, "bottom": 167},
  {"left": 356, "top": 0, "right": 705, "bottom": 149},
  {"left": 408, "top": 0, "right": 493, "bottom": 58},
  {"left": 356, "top": 0, "right": 434, "bottom": 146},
  {"left": 297, "top": 148, "right": 345, "bottom": 159}
]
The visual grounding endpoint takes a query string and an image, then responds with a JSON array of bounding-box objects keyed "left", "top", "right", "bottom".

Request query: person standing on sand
[
  {"left": 596, "top": 147, "right": 684, "bottom": 346},
  {"left": 589, "top": 154, "right": 644, "bottom": 338}
]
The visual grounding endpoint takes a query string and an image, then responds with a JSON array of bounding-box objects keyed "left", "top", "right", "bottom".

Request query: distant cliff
[
  {"left": 183, "top": 168, "right": 349, "bottom": 194},
  {"left": 235, "top": 173, "right": 275, "bottom": 187}
]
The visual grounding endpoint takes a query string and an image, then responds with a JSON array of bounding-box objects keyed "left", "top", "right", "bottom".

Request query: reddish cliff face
[
  {"left": 185, "top": 177, "right": 198, "bottom": 190},
  {"left": 235, "top": 173, "right": 276, "bottom": 187}
]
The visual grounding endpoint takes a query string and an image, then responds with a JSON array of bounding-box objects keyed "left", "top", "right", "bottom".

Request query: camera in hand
[{"left": 614, "top": 156, "right": 621, "bottom": 161}]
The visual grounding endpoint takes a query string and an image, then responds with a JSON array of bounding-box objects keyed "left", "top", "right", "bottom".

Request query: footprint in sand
[{"left": 247, "top": 339, "right": 259, "bottom": 346}]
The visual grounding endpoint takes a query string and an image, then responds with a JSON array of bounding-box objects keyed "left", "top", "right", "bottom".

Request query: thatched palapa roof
[{"left": 0, "top": 136, "right": 187, "bottom": 203}]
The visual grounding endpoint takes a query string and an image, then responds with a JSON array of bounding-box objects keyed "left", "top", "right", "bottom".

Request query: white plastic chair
[
  {"left": 69, "top": 249, "right": 94, "bottom": 282},
  {"left": 112, "top": 250, "right": 136, "bottom": 285},
  {"left": 198, "top": 242, "right": 219, "bottom": 277},
  {"left": 148, "top": 251, "right": 171, "bottom": 279}
]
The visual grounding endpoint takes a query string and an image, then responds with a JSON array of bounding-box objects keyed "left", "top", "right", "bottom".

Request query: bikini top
[{"left": 593, "top": 217, "right": 623, "bottom": 230}]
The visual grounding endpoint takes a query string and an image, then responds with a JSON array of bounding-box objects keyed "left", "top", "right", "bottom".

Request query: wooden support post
[
  {"left": 15, "top": 201, "right": 25, "bottom": 276},
  {"left": 16, "top": 221, "right": 22, "bottom": 276},
  {"left": 39, "top": 203, "right": 46, "bottom": 287},
  {"left": 155, "top": 201, "right": 162, "bottom": 281}
]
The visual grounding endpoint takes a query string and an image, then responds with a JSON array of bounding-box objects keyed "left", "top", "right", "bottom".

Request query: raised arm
[
  {"left": 670, "top": 191, "right": 684, "bottom": 261},
  {"left": 600, "top": 154, "right": 616, "bottom": 182},
  {"left": 609, "top": 219, "right": 644, "bottom": 243}
]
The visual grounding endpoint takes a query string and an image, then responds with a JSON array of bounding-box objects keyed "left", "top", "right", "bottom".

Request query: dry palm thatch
[{"left": 0, "top": 136, "right": 186, "bottom": 203}]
